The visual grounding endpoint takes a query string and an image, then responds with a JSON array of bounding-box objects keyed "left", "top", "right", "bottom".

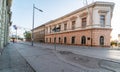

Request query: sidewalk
[{"left": 0, "top": 43, "right": 35, "bottom": 72}]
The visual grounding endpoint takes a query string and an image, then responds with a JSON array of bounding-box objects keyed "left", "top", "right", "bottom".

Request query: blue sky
[{"left": 11, "top": 0, "right": 120, "bottom": 40}]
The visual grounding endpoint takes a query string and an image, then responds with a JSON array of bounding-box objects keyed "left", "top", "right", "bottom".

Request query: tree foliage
[
  {"left": 23, "top": 31, "right": 31, "bottom": 39},
  {"left": 111, "top": 41, "right": 117, "bottom": 46}
]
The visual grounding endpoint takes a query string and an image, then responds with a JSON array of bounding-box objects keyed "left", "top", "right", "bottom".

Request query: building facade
[
  {"left": 0, "top": 0, "right": 12, "bottom": 52},
  {"left": 33, "top": 25, "right": 45, "bottom": 42},
  {"left": 34, "top": 2, "right": 114, "bottom": 47}
]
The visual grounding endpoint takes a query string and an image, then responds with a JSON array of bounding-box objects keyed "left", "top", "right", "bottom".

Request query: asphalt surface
[
  {"left": 18, "top": 41, "right": 120, "bottom": 72},
  {"left": 22, "top": 42, "right": 120, "bottom": 63}
]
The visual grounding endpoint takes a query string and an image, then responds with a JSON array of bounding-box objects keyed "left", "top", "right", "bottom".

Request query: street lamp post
[
  {"left": 13, "top": 25, "right": 18, "bottom": 42},
  {"left": 16, "top": 28, "right": 18, "bottom": 42},
  {"left": 31, "top": 4, "right": 43, "bottom": 46},
  {"left": 54, "top": 32, "right": 56, "bottom": 51},
  {"left": 84, "top": 0, "right": 93, "bottom": 47}
]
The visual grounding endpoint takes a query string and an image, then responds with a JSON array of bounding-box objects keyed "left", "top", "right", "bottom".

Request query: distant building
[
  {"left": 33, "top": 25, "right": 45, "bottom": 42},
  {"left": 33, "top": 1, "right": 115, "bottom": 47},
  {"left": 0, "top": 0, "right": 12, "bottom": 51}
]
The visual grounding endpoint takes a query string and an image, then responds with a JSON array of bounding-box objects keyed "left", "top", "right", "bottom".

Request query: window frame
[
  {"left": 81, "top": 17, "right": 87, "bottom": 28},
  {"left": 81, "top": 36, "right": 86, "bottom": 45},
  {"left": 50, "top": 26, "right": 51, "bottom": 33},
  {"left": 64, "top": 37, "right": 67, "bottom": 44},
  {"left": 64, "top": 23, "right": 67, "bottom": 30},
  {"left": 100, "top": 36, "right": 104, "bottom": 46},
  {"left": 50, "top": 38, "right": 51, "bottom": 43},
  {"left": 71, "top": 36, "right": 75, "bottom": 44},
  {"left": 58, "top": 24, "right": 61, "bottom": 31},
  {"left": 100, "top": 15, "right": 106, "bottom": 27},
  {"left": 59, "top": 37, "right": 61, "bottom": 43},
  {"left": 72, "top": 20, "right": 76, "bottom": 30}
]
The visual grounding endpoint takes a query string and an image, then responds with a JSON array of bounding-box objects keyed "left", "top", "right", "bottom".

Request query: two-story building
[
  {"left": 33, "top": 1, "right": 114, "bottom": 47},
  {"left": 33, "top": 25, "right": 45, "bottom": 42}
]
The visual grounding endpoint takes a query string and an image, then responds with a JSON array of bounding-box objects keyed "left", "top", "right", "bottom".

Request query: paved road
[
  {"left": 69, "top": 47, "right": 120, "bottom": 63},
  {"left": 0, "top": 43, "right": 35, "bottom": 72},
  {"left": 20, "top": 42, "right": 120, "bottom": 63},
  {"left": 13, "top": 42, "right": 113, "bottom": 72}
]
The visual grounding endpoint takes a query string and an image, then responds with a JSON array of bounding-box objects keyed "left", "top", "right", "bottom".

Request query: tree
[
  {"left": 23, "top": 31, "right": 31, "bottom": 41},
  {"left": 111, "top": 41, "right": 117, "bottom": 46}
]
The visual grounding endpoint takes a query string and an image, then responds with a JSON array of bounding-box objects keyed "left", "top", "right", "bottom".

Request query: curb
[{"left": 12, "top": 44, "right": 36, "bottom": 72}]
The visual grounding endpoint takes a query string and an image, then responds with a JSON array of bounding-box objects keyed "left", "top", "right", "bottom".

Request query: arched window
[
  {"left": 54, "top": 37, "right": 56, "bottom": 43},
  {"left": 100, "top": 36, "right": 104, "bottom": 45},
  {"left": 59, "top": 37, "right": 61, "bottom": 43},
  {"left": 81, "top": 36, "right": 86, "bottom": 45},
  {"left": 71, "top": 36, "right": 75, "bottom": 44},
  {"left": 64, "top": 37, "right": 67, "bottom": 44},
  {"left": 50, "top": 38, "right": 51, "bottom": 43}
]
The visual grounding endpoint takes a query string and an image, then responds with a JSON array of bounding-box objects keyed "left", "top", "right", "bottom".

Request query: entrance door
[{"left": 100, "top": 36, "right": 104, "bottom": 46}]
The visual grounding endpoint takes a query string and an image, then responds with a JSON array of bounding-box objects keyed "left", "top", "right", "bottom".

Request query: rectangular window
[
  {"left": 50, "top": 27, "right": 51, "bottom": 33},
  {"left": 59, "top": 25, "right": 61, "bottom": 31},
  {"left": 100, "top": 15, "right": 105, "bottom": 27},
  {"left": 53, "top": 26, "right": 56, "bottom": 32},
  {"left": 46, "top": 27, "right": 48, "bottom": 34},
  {"left": 71, "top": 37, "right": 75, "bottom": 44},
  {"left": 72, "top": 21, "right": 75, "bottom": 30},
  {"left": 82, "top": 17, "right": 87, "bottom": 28},
  {"left": 64, "top": 23, "right": 67, "bottom": 30}
]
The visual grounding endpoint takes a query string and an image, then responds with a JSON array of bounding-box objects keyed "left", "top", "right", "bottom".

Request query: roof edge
[{"left": 36, "top": 1, "right": 115, "bottom": 27}]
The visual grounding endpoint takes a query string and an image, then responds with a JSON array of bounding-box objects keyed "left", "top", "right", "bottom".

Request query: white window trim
[
  {"left": 99, "top": 13, "right": 106, "bottom": 27},
  {"left": 81, "top": 16, "right": 87, "bottom": 28}
]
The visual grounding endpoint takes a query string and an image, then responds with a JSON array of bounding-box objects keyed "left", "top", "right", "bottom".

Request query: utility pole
[
  {"left": 16, "top": 28, "right": 18, "bottom": 42},
  {"left": 52, "top": 26, "right": 60, "bottom": 51},
  {"left": 13, "top": 25, "right": 18, "bottom": 42},
  {"left": 31, "top": 4, "right": 35, "bottom": 46}
]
